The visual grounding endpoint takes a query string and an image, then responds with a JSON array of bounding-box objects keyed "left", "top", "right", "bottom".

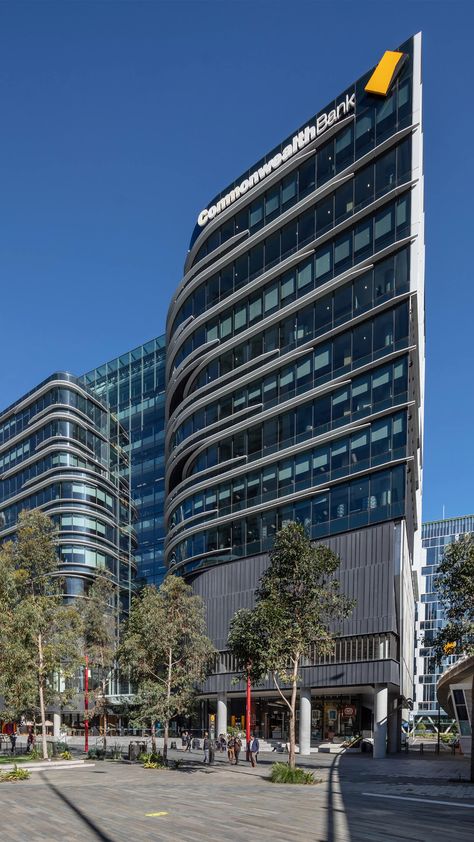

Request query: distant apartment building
[{"left": 413, "top": 514, "right": 474, "bottom": 725}]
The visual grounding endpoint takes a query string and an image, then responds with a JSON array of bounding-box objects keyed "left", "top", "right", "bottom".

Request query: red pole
[
  {"left": 84, "top": 655, "right": 89, "bottom": 754},
  {"left": 246, "top": 670, "right": 251, "bottom": 759}
]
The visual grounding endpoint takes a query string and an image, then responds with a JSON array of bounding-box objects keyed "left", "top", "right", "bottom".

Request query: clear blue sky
[{"left": 0, "top": 1, "right": 472, "bottom": 522}]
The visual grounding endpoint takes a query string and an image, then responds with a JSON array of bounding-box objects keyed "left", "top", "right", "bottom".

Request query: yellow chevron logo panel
[{"left": 365, "top": 50, "right": 406, "bottom": 96}]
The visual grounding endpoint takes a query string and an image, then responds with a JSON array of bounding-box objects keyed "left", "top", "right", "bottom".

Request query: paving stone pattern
[{"left": 1, "top": 751, "right": 473, "bottom": 842}]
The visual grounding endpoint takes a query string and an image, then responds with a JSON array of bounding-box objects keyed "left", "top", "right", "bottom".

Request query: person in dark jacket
[
  {"left": 234, "top": 736, "right": 242, "bottom": 765},
  {"left": 250, "top": 734, "right": 259, "bottom": 767},
  {"left": 203, "top": 732, "right": 210, "bottom": 764}
]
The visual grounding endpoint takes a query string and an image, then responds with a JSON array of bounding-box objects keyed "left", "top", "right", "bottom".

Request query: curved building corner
[{"left": 165, "top": 34, "right": 424, "bottom": 754}]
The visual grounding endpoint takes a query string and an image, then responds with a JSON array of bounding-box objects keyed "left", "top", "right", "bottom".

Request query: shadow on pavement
[{"left": 41, "top": 773, "right": 114, "bottom": 842}]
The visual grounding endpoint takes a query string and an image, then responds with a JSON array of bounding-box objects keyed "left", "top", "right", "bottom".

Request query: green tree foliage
[
  {"left": 80, "top": 572, "right": 118, "bottom": 752},
  {"left": 0, "top": 510, "right": 82, "bottom": 760},
  {"left": 119, "top": 575, "right": 215, "bottom": 761},
  {"left": 431, "top": 534, "right": 474, "bottom": 781},
  {"left": 228, "top": 522, "right": 354, "bottom": 768}
]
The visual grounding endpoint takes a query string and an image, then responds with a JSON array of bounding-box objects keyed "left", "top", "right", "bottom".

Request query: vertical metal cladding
[
  {"left": 0, "top": 372, "right": 136, "bottom": 611},
  {"left": 165, "top": 35, "right": 423, "bottom": 584}
]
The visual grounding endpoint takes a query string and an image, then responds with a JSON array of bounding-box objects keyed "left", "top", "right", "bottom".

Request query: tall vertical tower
[
  {"left": 165, "top": 35, "right": 424, "bottom": 755},
  {"left": 82, "top": 335, "right": 167, "bottom": 587}
]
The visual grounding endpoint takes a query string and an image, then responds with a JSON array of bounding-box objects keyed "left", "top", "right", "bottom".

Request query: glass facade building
[
  {"left": 81, "top": 335, "right": 167, "bottom": 587},
  {"left": 0, "top": 372, "right": 135, "bottom": 609},
  {"left": 414, "top": 515, "right": 474, "bottom": 723},
  {"left": 165, "top": 35, "right": 425, "bottom": 754}
]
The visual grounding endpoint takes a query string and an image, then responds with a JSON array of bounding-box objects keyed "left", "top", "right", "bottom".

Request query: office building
[
  {"left": 165, "top": 35, "right": 425, "bottom": 756},
  {"left": 0, "top": 372, "right": 135, "bottom": 603},
  {"left": 0, "top": 372, "right": 136, "bottom": 729},
  {"left": 414, "top": 514, "right": 474, "bottom": 728},
  {"left": 82, "top": 335, "right": 167, "bottom": 587}
]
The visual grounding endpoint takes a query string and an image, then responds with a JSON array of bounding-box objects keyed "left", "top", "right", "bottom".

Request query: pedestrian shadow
[{"left": 40, "top": 773, "right": 115, "bottom": 842}]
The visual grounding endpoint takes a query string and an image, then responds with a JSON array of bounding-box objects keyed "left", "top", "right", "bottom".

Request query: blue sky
[{"left": 0, "top": 0, "right": 472, "bottom": 521}]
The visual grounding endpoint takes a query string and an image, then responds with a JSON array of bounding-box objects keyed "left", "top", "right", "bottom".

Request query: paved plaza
[{"left": 1, "top": 751, "right": 473, "bottom": 842}]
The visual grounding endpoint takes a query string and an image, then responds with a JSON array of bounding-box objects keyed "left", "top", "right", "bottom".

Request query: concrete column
[
  {"left": 53, "top": 712, "right": 61, "bottom": 740},
  {"left": 387, "top": 694, "right": 401, "bottom": 753},
  {"left": 374, "top": 684, "right": 388, "bottom": 759},
  {"left": 299, "top": 687, "right": 311, "bottom": 756},
  {"left": 217, "top": 694, "right": 227, "bottom": 737}
]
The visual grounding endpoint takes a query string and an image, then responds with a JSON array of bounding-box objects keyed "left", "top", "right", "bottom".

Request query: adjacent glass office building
[
  {"left": 0, "top": 372, "right": 135, "bottom": 607},
  {"left": 81, "top": 335, "right": 167, "bottom": 587},
  {"left": 413, "top": 515, "right": 474, "bottom": 727},
  {"left": 166, "top": 34, "right": 425, "bottom": 755}
]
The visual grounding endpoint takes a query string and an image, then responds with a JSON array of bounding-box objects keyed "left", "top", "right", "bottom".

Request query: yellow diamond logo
[{"left": 365, "top": 50, "right": 407, "bottom": 96}]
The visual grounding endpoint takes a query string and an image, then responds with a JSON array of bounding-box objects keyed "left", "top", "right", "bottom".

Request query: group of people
[
  {"left": 218, "top": 732, "right": 243, "bottom": 764},
  {"left": 202, "top": 732, "right": 260, "bottom": 767},
  {"left": 4, "top": 726, "right": 35, "bottom": 755}
]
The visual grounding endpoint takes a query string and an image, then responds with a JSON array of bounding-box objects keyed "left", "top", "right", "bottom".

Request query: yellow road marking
[{"left": 145, "top": 811, "right": 168, "bottom": 817}]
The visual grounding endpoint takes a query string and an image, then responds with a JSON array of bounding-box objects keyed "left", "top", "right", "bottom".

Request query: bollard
[{"left": 420, "top": 743, "right": 423, "bottom": 754}]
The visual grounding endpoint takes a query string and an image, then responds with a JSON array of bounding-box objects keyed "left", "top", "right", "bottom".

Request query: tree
[
  {"left": 0, "top": 510, "right": 82, "bottom": 759},
  {"left": 431, "top": 534, "right": 474, "bottom": 781},
  {"left": 80, "top": 572, "right": 118, "bottom": 752},
  {"left": 119, "top": 575, "right": 215, "bottom": 761},
  {"left": 228, "top": 522, "right": 354, "bottom": 768}
]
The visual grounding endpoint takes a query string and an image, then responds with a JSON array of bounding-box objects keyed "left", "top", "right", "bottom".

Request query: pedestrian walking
[
  {"left": 234, "top": 736, "right": 242, "bottom": 765},
  {"left": 219, "top": 733, "right": 226, "bottom": 752},
  {"left": 250, "top": 734, "right": 259, "bottom": 767},
  {"left": 9, "top": 733, "right": 17, "bottom": 755},
  {"left": 203, "top": 732, "right": 210, "bottom": 764},
  {"left": 186, "top": 732, "right": 192, "bottom": 752},
  {"left": 26, "top": 728, "right": 35, "bottom": 753},
  {"left": 227, "top": 735, "right": 235, "bottom": 764}
]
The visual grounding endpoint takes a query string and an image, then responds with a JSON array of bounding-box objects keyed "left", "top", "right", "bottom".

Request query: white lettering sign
[{"left": 197, "top": 93, "right": 355, "bottom": 228}]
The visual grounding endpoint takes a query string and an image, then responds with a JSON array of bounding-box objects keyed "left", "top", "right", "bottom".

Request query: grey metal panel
[
  {"left": 191, "top": 521, "right": 400, "bottom": 652},
  {"left": 200, "top": 659, "right": 400, "bottom": 695}
]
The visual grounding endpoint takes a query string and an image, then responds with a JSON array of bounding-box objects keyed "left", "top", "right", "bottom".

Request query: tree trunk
[
  {"left": 163, "top": 719, "right": 169, "bottom": 765},
  {"left": 151, "top": 718, "right": 157, "bottom": 756},
  {"left": 103, "top": 709, "right": 108, "bottom": 754},
  {"left": 288, "top": 658, "right": 299, "bottom": 769},
  {"left": 37, "top": 633, "right": 48, "bottom": 761},
  {"left": 163, "top": 646, "right": 172, "bottom": 765}
]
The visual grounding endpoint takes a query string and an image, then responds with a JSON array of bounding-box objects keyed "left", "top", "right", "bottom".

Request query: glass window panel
[
  {"left": 331, "top": 485, "right": 348, "bottom": 519},
  {"left": 334, "top": 233, "right": 352, "bottom": 273},
  {"left": 315, "top": 246, "right": 332, "bottom": 281},
  {"left": 265, "top": 232, "right": 280, "bottom": 267},
  {"left": 315, "top": 294, "right": 332, "bottom": 332},
  {"left": 282, "top": 173, "right": 297, "bottom": 205},
  {"left": 313, "top": 446, "right": 329, "bottom": 475},
  {"left": 355, "top": 166, "right": 374, "bottom": 209},
  {"left": 249, "top": 293, "right": 262, "bottom": 324},
  {"left": 297, "top": 259, "right": 313, "bottom": 291},
  {"left": 234, "top": 302, "right": 247, "bottom": 333},
  {"left": 299, "top": 157, "right": 316, "bottom": 197},
  {"left": 264, "top": 283, "right": 278, "bottom": 314},
  {"left": 265, "top": 188, "right": 280, "bottom": 219},
  {"left": 375, "top": 206, "right": 394, "bottom": 246},
  {"left": 335, "top": 124, "right": 354, "bottom": 171},
  {"left": 376, "top": 149, "right": 396, "bottom": 196},
  {"left": 249, "top": 243, "right": 264, "bottom": 277},
  {"left": 249, "top": 199, "right": 264, "bottom": 228},
  {"left": 316, "top": 196, "right": 333, "bottom": 235},
  {"left": 354, "top": 220, "right": 372, "bottom": 258},
  {"left": 335, "top": 179, "right": 354, "bottom": 222},
  {"left": 314, "top": 344, "right": 331, "bottom": 377},
  {"left": 281, "top": 270, "right": 295, "bottom": 303}
]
